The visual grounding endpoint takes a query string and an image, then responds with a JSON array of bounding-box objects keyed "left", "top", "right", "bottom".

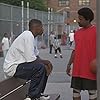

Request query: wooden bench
[{"left": 0, "top": 77, "right": 60, "bottom": 100}]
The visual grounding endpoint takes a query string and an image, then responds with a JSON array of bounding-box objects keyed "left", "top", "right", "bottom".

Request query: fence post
[
  {"left": 27, "top": 2, "right": 29, "bottom": 30},
  {"left": 10, "top": 5, "right": 13, "bottom": 40},
  {"left": 47, "top": 7, "right": 50, "bottom": 47},
  {"left": 21, "top": 1, "right": 24, "bottom": 32}
]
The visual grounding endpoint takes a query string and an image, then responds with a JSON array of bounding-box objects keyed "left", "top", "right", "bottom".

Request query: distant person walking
[
  {"left": 49, "top": 31, "right": 55, "bottom": 54},
  {"left": 1, "top": 33, "right": 10, "bottom": 58},
  {"left": 68, "top": 30, "right": 74, "bottom": 47},
  {"left": 61, "top": 32, "right": 67, "bottom": 45},
  {"left": 66, "top": 8, "right": 96, "bottom": 100},
  {"left": 53, "top": 37, "right": 63, "bottom": 58}
]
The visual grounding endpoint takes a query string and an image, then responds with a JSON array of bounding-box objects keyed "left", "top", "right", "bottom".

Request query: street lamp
[
  {"left": 73, "top": 19, "right": 77, "bottom": 30},
  {"left": 74, "top": 19, "right": 76, "bottom": 23}
]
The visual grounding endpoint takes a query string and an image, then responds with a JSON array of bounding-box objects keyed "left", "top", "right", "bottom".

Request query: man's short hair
[
  {"left": 78, "top": 7, "right": 94, "bottom": 22},
  {"left": 29, "top": 19, "right": 42, "bottom": 29}
]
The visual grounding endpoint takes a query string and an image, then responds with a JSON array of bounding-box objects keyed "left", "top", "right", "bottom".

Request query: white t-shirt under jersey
[{"left": 3, "top": 30, "right": 39, "bottom": 77}]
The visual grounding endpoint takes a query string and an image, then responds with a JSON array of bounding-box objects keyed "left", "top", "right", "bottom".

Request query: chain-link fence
[{"left": 0, "top": 3, "right": 64, "bottom": 47}]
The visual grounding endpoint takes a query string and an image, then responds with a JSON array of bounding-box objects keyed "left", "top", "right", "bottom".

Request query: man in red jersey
[{"left": 66, "top": 7, "right": 96, "bottom": 100}]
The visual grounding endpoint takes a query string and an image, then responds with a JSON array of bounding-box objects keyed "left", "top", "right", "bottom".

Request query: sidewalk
[{"left": 45, "top": 83, "right": 89, "bottom": 100}]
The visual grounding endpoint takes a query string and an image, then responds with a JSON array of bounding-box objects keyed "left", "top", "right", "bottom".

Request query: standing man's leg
[
  {"left": 73, "top": 89, "right": 81, "bottom": 100},
  {"left": 71, "top": 77, "right": 81, "bottom": 100},
  {"left": 58, "top": 47, "right": 63, "bottom": 58},
  {"left": 88, "top": 90, "right": 97, "bottom": 100},
  {"left": 14, "top": 62, "right": 48, "bottom": 99},
  {"left": 54, "top": 48, "right": 57, "bottom": 58}
]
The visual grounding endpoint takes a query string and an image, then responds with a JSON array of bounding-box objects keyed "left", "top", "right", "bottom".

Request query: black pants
[
  {"left": 69, "top": 41, "right": 73, "bottom": 46},
  {"left": 49, "top": 44, "right": 53, "bottom": 53},
  {"left": 14, "top": 62, "right": 48, "bottom": 99},
  {"left": 55, "top": 47, "right": 61, "bottom": 54}
]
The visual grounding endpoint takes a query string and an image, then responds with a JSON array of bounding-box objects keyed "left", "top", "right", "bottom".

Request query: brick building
[{"left": 46, "top": 0, "right": 96, "bottom": 25}]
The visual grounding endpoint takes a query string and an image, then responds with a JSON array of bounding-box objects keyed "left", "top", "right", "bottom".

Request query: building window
[
  {"left": 79, "top": 0, "right": 90, "bottom": 6},
  {"left": 58, "top": 0, "right": 70, "bottom": 7}
]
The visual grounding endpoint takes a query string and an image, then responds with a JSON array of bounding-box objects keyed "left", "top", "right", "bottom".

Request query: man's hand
[
  {"left": 40, "top": 59, "right": 53, "bottom": 76},
  {"left": 45, "top": 62, "right": 53, "bottom": 76},
  {"left": 66, "top": 64, "right": 71, "bottom": 76},
  {"left": 34, "top": 57, "right": 53, "bottom": 76}
]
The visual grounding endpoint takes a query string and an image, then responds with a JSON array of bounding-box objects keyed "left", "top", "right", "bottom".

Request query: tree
[{"left": 0, "top": 0, "right": 47, "bottom": 11}]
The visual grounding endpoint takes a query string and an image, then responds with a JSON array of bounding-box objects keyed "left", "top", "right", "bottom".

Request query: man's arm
[{"left": 66, "top": 50, "right": 75, "bottom": 76}]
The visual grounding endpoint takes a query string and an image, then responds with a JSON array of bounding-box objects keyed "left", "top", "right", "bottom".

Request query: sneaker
[
  {"left": 24, "top": 97, "right": 39, "bottom": 100},
  {"left": 24, "top": 97, "right": 31, "bottom": 100},
  {"left": 60, "top": 54, "right": 63, "bottom": 58},
  {"left": 25, "top": 97, "right": 40, "bottom": 100},
  {"left": 40, "top": 93, "right": 50, "bottom": 100},
  {"left": 54, "top": 55, "right": 57, "bottom": 58}
]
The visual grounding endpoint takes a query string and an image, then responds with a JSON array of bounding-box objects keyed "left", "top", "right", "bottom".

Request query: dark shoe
[
  {"left": 60, "top": 54, "right": 63, "bottom": 58},
  {"left": 60, "top": 55, "right": 63, "bottom": 58}
]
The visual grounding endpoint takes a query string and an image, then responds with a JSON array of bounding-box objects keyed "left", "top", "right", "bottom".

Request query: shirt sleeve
[
  {"left": 2, "top": 38, "right": 4, "bottom": 44},
  {"left": 24, "top": 35, "right": 37, "bottom": 62}
]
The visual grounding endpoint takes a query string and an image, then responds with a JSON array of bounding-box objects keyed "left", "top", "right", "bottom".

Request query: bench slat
[
  {"left": 0, "top": 77, "right": 60, "bottom": 100},
  {"left": 0, "top": 77, "right": 28, "bottom": 99}
]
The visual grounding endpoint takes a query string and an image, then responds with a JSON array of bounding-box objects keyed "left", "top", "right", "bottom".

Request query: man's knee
[
  {"left": 88, "top": 90, "right": 97, "bottom": 100},
  {"left": 45, "top": 62, "right": 53, "bottom": 76},
  {"left": 73, "top": 89, "right": 81, "bottom": 98},
  {"left": 37, "top": 63, "right": 46, "bottom": 74}
]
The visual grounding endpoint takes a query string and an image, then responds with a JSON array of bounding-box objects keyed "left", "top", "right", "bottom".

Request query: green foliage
[{"left": 0, "top": 0, "right": 47, "bottom": 11}]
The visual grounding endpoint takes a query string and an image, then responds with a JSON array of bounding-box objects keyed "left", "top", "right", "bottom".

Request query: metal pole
[
  {"left": 48, "top": 7, "right": 50, "bottom": 47},
  {"left": 10, "top": 6, "right": 13, "bottom": 41},
  {"left": 97, "top": 0, "right": 100, "bottom": 99},
  {"left": 51, "top": 8, "right": 53, "bottom": 32},
  {"left": 21, "top": 1, "right": 24, "bottom": 32},
  {"left": 27, "top": 2, "right": 29, "bottom": 30},
  {"left": 63, "top": 11, "right": 66, "bottom": 33},
  {"left": 56, "top": 14, "right": 58, "bottom": 35}
]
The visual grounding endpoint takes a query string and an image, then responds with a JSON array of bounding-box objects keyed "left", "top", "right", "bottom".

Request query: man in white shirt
[
  {"left": 1, "top": 33, "right": 10, "bottom": 58},
  {"left": 3, "top": 19, "right": 53, "bottom": 100},
  {"left": 69, "top": 30, "right": 75, "bottom": 47}
]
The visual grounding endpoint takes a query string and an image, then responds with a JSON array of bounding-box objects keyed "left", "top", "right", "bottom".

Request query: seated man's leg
[
  {"left": 14, "top": 62, "right": 48, "bottom": 99},
  {"left": 28, "top": 63, "right": 48, "bottom": 99}
]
